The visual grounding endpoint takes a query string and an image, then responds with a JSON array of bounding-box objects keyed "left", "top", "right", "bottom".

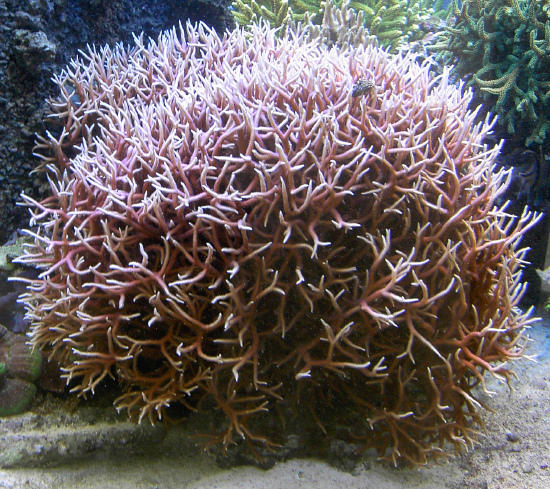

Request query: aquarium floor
[{"left": 1, "top": 311, "right": 550, "bottom": 489}]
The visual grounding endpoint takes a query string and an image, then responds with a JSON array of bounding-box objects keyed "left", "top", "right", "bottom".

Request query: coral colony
[
  {"left": 434, "top": 0, "right": 550, "bottom": 145},
  {"left": 232, "top": 0, "right": 438, "bottom": 49},
  {"left": 16, "top": 21, "right": 539, "bottom": 466}
]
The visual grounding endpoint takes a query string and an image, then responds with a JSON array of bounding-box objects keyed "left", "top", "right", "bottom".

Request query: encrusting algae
[{"left": 0, "top": 324, "right": 41, "bottom": 416}]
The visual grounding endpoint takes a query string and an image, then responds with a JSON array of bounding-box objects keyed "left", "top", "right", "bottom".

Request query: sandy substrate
[{"left": 1, "top": 311, "right": 549, "bottom": 489}]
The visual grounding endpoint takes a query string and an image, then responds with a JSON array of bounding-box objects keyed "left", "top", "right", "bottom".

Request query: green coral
[
  {"left": 231, "top": 0, "right": 436, "bottom": 50},
  {"left": 301, "top": 0, "right": 379, "bottom": 49},
  {"left": 232, "top": 0, "right": 292, "bottom": 28},
  {"left": 358, "top": 0, "right": 430, "bottom": 47},
  {"left": 231, "top": 0, "right": 323, "bottom": 29},
  {"left": 433, "top": 0, "right": 550, "bottom": 146}
]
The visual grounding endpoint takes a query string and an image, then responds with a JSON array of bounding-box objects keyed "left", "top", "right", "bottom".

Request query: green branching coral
[
  {"left": 433, "top": 0, "right": 550, "bottom": 145},
  {"left": 298, "top": 0, "right": 378, "bottom": 49},
  {"left": 232, "top": 0, "right": 436, "bottom": 50},
  {"left": 232, "top": 0, "right": 292, "bottom": 29},
  {"left": 351, "top": 0, "right": 433, "bottom": 47},
  {"left": 232, "top": 0, "right": 323, "bottom": 29}
]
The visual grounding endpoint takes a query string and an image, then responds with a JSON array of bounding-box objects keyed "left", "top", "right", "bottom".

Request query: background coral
[
  {"left": 294, "top": 0, "right": 379, "bottom": 49},
  {"left": 17, "top": 21, "right": 538, "bottom": 466},
  {"left": 232, "top": 0, "right": 294, "bottom": 28},
  {"left": 232, "top": 0, "right": 436, "bottom": 49},
  {"left": 0, "top": 324, "right": 42, "bottom": 416},
  {"left": 433, "top": 0, "right": 550, "bottom": 146}
]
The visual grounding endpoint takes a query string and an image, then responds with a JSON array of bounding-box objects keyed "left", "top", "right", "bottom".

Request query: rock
[
  {"left": 11, "top": 29, "right": 57, "bottom": 73},
  {"left": 0, "top": 409, "right": 167, "bottom": 468},
  {"left": 0, "top": 323, "right": 42, "bottom": 416},
  {"left": 14, "top": 11, "right": 44, "bottom": 31},
  {"left": 506, "top": 431, "right": 520, "bottom": 443}
]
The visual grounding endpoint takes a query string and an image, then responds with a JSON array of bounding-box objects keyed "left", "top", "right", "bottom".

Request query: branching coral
[
  {"left": 232, "top": 0, "right": 294, "bottom": 29},
  {"left": 232, "top": 0, "right": 435, "bottom": 49},
  {"left": 294, "top": 0, "right": 379, "bottom": 49},
  {"left": 17, "top": 21, "right": 540, "bottom": 466},
  {"left": 349, "top": 0, "right": 434, "bottom": 47},
  {"left": 433, "top": 0, "right": 550, "bottom": 145}
]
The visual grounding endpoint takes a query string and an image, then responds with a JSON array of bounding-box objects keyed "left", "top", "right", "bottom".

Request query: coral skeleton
[{"left": 16, "top": 21, "right": 540, "bottom": 466}]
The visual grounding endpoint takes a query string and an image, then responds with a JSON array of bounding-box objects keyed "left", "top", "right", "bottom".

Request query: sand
[{"left": 0, "top": 311, "right": 549, "bottom": 489}]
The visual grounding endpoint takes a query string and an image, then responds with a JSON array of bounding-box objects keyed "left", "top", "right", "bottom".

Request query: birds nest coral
[{"left": 16, "top": 21, "right": 539, "bottom": 466}]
